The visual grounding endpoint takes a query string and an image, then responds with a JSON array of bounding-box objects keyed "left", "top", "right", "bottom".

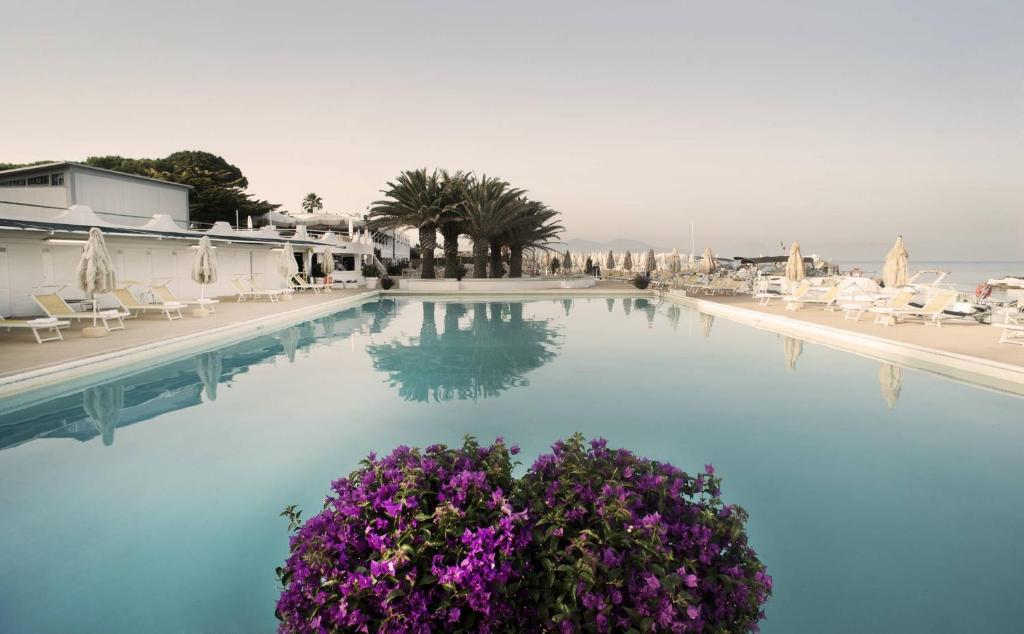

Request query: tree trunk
[
  {"left": 488, "top": 239, "right": 504, "bottom": 278},
  {"left": 509, "top": 245, "right": 524, "bottom": 277},
  {"left": 441, "top": 225, "right": 460, "bottom": 278},
  {"left": 472, "top": 239, "right": 488, "bottom": 278},
  {"left": 419, "top": 225, "right": 437, "bottom": 279}
]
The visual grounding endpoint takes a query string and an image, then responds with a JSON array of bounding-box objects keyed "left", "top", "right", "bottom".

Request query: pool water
[{"left": 1, "top": 298, "right": 1021, "bottom": 633}]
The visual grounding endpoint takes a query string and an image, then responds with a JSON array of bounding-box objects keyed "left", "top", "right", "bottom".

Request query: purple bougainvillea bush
[{"left": 276, "top": 435, "right": 771, "bottom": 633}]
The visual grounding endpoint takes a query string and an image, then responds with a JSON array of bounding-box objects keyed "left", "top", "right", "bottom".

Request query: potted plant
[{"left": 361, "top": 263, "right": 380, "bottom": 289}]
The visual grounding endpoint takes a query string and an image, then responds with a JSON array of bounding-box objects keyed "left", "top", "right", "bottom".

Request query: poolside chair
[
  {"left": 782, "top": 281, "right": 812, "bottom": 311},
  {"left": 886, "top": 291, "right": 959, "bottom": 327},
  {"left": 32, "top": 293, "right": 128, "bottom": 332},
  {"left": 230, "top": 278, "right": 281, "bottom": 302},
  {"left": 796, "top": 285, "right": 842, "bottom": 311},
  {"left": 289, "top": 274, "right": 326, "bottom": 294},
  {"left": 1, "top": 314, "right": 70, "bottom": 344},
  {"left": 854, "top": 289, "right": 914, "bottom": 323},
  {"left": 111, "top": 288, "right": 186, "bottom": 320},
  {"left": 152, "top": 284, "right": 219, "bottom": 313}
]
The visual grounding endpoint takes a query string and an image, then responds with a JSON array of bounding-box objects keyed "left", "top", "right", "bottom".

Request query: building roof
[{"left": 0, "top": 162, "right": 194, "bottom": 189}]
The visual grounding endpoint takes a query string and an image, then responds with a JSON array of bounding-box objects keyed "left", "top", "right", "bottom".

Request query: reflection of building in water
[
  {"left": 367, "top": 302, "right": 561, "bottom": 402},
  {"left": 0, "top": 302, "right": 396, "bottom": 450}
]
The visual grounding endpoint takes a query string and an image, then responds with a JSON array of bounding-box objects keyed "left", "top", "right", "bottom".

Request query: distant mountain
[{"left": 563, "top": 238, "right": 660, "bottom": 253}]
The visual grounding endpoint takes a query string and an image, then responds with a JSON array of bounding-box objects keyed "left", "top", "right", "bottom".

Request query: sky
[{"left": 2, "top": 0, "right": 1023, "bottom": 260}]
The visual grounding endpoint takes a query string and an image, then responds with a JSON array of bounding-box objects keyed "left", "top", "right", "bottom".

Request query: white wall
[
  {"left": 71, "top": 169, "right": 189, "bottom": 228},
  {"left": 0, "top": 186, "right": 68, "bottom": 210},
  {"left": 0, "top": 234, "right": 293, "bottom": 317}
]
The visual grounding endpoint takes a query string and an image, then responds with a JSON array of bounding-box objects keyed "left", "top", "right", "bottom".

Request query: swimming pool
[{"left": 1, "top": 297, "right": 1021, "bottom": 633}]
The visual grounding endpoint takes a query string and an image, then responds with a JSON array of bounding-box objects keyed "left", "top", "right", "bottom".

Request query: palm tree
[
  {"left": 438, "top": 170, "right": 469, "bottom": 278},
  {"left": 500, "top": 199, "right": 563, "bottom": 277},
  {"left": 301, "top": 193, "right": 323, "bottom": 214},
  {"left": 367, "top": 169, "right": 449, "bottom": 279},
  {"left": 459, "top": 175, "right": 524, "bottom": 277}
]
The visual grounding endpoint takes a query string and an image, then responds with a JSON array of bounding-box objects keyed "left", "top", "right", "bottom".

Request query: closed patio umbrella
[
  {"left": 83, "top": 384, "right": 124, "bottom": 447},
  {"left": 606, "top": 250, "right": 615, "bottom": 270},
  {"left": 623, "top": 250, "right": 634, "bottom": 272},
  {"left": 191, "top": 235, "right": 218, "bottom": 312},
  {"left": 643, "top": 249, "right": 656, "bottom": 273},
  {"left": 879, "top": 363, "right": 903, "bottom": 409},
  {"left": 882, "top": 236, "right": 909, "bottom": 288},
  {"left": 319, "top": 246, "right": 336, "bottom": 276},
  {"left": 563, "top": 250, "right": 572, "bottom": 274},
  {"left": 195, "top": 351, "right": 223, "bottom": 401},
  {"left": 668, "top": 248, "right": 682, "bottom": 274},
  {"left": 279, "top": 242, "right": 299, "bottom": 279},
  {"left": 76, "top": 227, "right": 117, "bottom": 337},
  {"left": 699, "top": 248, "right": 716, "bottom": 275},
  {"left": 785, "top": 242, "right": 804, "bottom": 286}
]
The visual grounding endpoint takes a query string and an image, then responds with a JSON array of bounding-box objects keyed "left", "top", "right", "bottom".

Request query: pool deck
[
  {"left": 667, "top": 290, "right": 1024, "bottom": 396},
  {"left": 0, "top": 290, "right": 376, "bottom": 394}
]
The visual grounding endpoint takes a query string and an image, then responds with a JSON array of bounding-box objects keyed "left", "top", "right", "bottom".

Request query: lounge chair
[
  {"left": 996, "top": 302, "right": 1024, "bottom": 346},
  {"left": 152, "top": 284, "right": 220, "bottom": 313},
  {"left": 32, "top": 293, "right": 128, "bottom": 332},
  {"left": 289, "top": 274, "right": 326, "bottom": 294},
  {"left": 230, "top": 278, "right": 281, "bottom": 302},
  {"left": 886, "top": 291, "right": 959, "bottom": 327},
  {"left": 111, "top": 288, "right": 186, "bottom": 320},
  {"left": 857, "top": 289, "right": 915, "bottom": 324},
  {"left": 1, "top": 314, "right": 70, "bottom": 344},
  {"left": 795, "top": 285, "right": 842, "bottom": 311},
  {"left": 782, "top": 282, "right": 813, "bottom": 311}
]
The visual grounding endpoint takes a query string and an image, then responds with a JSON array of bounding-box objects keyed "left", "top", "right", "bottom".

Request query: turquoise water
[{"left": 1, "top": 297, "right": 1022, "bottom": 633}]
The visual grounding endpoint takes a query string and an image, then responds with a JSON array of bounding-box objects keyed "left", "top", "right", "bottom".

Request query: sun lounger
[
  {"left": 782, "top": 282, "right": 813, "bottom": 311},
  {"left": 231, "top": 278, "right": 282, "bottom": 302},
  {"left": 152, "top": 284, "right": 220, "bottom": 313},
  {"left": 289, "top": 274, "right": 326, "bottom": 294},
  {"left": 1, "top": 315, "right": 70, "bottom": 344},
  {"left": 795, "top": 285, "right": 841, "bottom": 311},
  {"left": 859, "top": 290, "right": 915, "bottom": 324},
  {"left": 32, "top": 293, "right": 128, "bottom": 332},
  {"left": 885, "top": 291, "right": 959, "bottom": 327},
  {"left": 999, "top": 323, "right": 1024, "bottom": 346},
  {"left": 111, "top": 288, "right": 185, "bottom": 320}
]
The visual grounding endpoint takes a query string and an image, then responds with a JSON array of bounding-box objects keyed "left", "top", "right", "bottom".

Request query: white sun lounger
[
  {"left": 289, "top": 274, "right": 326, "bottom": 294},
  {"left": 152, "top": 284, "right": 220, "bottom": 313},
  {"left": 1, "top": 315, "right": 70, "bottom": 344},
  {"left": 111, "top": 288, "right": 186, "bottom": 320},
  {"left": 231, "top": 278, "right": 282, "bottom": 302},
  {"left": 32, "top": 293, "right": 128, "bottom": 332},
  {"left": 885, "top": 291, "right": 959, "bottom": 327}
]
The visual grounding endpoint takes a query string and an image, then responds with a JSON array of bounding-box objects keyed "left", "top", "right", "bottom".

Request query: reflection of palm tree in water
[
  {"left": 367, "top": 302, "right": 561, "bottom": 402},
  {"left": 83, "top": 384, "right": 124, "bottom": 446}
]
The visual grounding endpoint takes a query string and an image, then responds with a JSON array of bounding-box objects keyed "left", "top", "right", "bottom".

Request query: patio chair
[
  {"left": 111, "top": 288, "right": 186, "bottom": 320},
  {"left": 152, "top": 284, "right": 219, "bottom": 313},
  {"left": 289, "top": 274, "right": 326, "bottom": 294},
  {"left": 1, "top": 314, "right": 70, "bottom": 344},
  {"left": 231, "top": 278, "right": 282, "bottom": 302},
  {"left": 782, "top": 281, "right": 813, "bottom": 311},
  {"left": 32, "top": 293, "right": 128, "bottom": 332},
  {"left": 795, "top": 285, "right": 842, "bottom": 311},
  {"left": 886, "top": 291, "right": 959, "bottom": 327},
  {"left": 855, "top": 289, "right": 915, "bottom": 324}
]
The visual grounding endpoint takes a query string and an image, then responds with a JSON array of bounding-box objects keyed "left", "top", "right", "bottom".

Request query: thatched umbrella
[
  {"left": 76, "top": 227, "right": 117, "bottom": 337},
  {"left": 879, "top": 363, "right": 903, "bottom": 409},
  {"left": 882, "top": 236, "right": 909, "bottom": 288},
  {"left": 83, "top": 384, "right": 124, "bottom": 446},
  {"left": 785, "top": 242, "right": 805, "bottom": 286},
  {"left": 605, "top": 250, "right": 615, "bottom": 270},
  {"left": 699, "top": 247, "right": 716, "bottom": 275},
  {"left": 623, "top": 250, "right": 634, "bottom": 272}
]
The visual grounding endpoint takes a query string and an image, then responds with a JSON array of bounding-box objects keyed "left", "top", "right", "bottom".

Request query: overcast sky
[{"left": 3, "top": 0, "right": 1022, "bottom": 260}]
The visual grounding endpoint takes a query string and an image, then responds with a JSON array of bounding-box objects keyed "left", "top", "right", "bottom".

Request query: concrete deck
[{"left": 0, "top": 290, "right": 370, "bottom": 381}]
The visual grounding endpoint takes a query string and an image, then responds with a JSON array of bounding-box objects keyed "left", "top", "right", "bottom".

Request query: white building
[
  {"left": 0, "top": 165, "right": 375, "bottom": 318},
  {"left": 0, "top": 162, "right": 192, "bottom": 228}
]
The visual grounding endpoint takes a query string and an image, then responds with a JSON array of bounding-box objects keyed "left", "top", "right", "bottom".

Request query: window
[
  {"left": 51, "top": 172, "right": 64, "bottom": 186},
  {"left": 0, "top": 178, "right": 27, "bottom": 187},
  {"left": 26, "top": 174, "right": 50, "bottom": 186}
]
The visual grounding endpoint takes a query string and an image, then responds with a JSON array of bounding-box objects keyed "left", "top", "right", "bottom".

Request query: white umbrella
[
  {"left": 879, "top": 363, "right": 903, "bottom": 409},
  {"left": 882, "top": 236, "right": 909, "bottom": 288},
  {"left": 191, "top": 236, "right": 218, "bottom": 301},
  {"left": 278, "top": 242, "right": 299, "bottom": 279},
  {"left": 195, "top": 351, "right": 223, "bottom": 401},
  {"left": 83, "top": 384, "right": 124, "bottom": 447},
  {"left": 319, "top": 246, "right": 336, "bottom": 276},
  {"left": 785, "top": 242, "right": 805, "bottom": 285},
  {"left": 246, "top": 216, "right": 253, "bottom": 230},
  {"left": 643, "top": 249, "right": 656, "bottom": 273},
  {"left": 699, "top": 247, "right": 716, "bottom": 275},
  {"left": 76, "top": 227, "right": 117, "bottom": 335}
]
